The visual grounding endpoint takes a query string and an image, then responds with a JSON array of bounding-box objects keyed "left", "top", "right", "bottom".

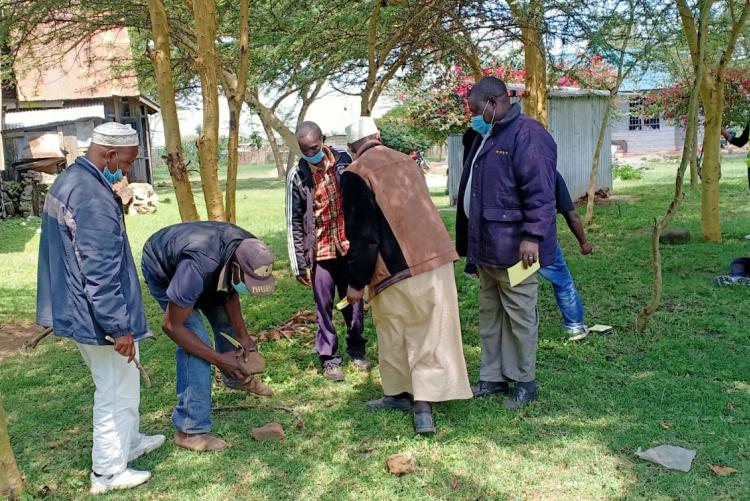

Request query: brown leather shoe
[
  {"left": 174, "top": 431, "right": 229, "bottom": 452},
  {"left": 225, "top": 375, "right": 274, "bottom": 397}
]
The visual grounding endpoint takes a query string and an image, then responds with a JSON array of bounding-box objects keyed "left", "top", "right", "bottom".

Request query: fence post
[{"left": 447, "top": 134, "right": 464, "bottom": 206}]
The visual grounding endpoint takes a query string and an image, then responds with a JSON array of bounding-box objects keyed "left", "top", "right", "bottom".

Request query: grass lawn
[{"left": 1, "top": 157, "right": 749, "bottom": 500}]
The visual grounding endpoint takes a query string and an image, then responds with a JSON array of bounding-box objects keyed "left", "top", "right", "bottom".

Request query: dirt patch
[{"left": 0, "top": 321, "right": 47, "bottom": 361}]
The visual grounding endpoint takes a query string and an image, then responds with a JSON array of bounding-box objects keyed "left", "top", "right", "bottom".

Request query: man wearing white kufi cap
[
  {"left": 340, "top": 117, "right": 472, "bottom": 434},
  {"left": 37, "top": 122, "right": 163, "bottom": 494}
]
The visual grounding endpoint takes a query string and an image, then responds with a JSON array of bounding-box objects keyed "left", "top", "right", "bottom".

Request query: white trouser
[{"left": 76, "top": 342, "right": 141, "bottom": 476}]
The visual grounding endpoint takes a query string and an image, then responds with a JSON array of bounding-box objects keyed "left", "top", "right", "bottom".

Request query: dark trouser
[
  {"left": 730, "top": 257, "right": 750, "bottom": 277},
  {"left": 313, "top": 256, "right": 366, "bottom": 365}
]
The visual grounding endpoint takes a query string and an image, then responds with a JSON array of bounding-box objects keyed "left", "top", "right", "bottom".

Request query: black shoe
[
  {"left": 366, "top": 394, "right": 414, "bottom": 412},
  {"left": 350, "top": 357, "right": 370, "bottom": 372},
  {"left": 504, "top": 382, "right": 538, "bottom": 410},
  {"left": 322, "top": 363, "right": 344, "bottom": 382},
  {"left": 413, "top": 409, "right": 435, "bottom": 434},
  {"left": 471, "top": 380, "right": 510, "bottom": 398}
]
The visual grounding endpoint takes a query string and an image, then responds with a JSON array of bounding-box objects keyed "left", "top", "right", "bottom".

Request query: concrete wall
[{"left": 611, "top": 96, "right": 680, "bottom": 154}]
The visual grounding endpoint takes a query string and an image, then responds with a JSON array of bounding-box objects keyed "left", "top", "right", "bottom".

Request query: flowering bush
[
  {"left": 555, "top": 54, "right": 617, "bottom": 90},
  {"left": 643, "top": 67, "right": 750, "bottom": 127},
  {"left": 393, "top": 65, "right": 525, "bottom": 142}
]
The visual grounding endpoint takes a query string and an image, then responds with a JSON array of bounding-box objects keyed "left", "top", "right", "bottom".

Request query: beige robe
[{"left": 369, "top": 262, "right": 472, "bottom": 402}]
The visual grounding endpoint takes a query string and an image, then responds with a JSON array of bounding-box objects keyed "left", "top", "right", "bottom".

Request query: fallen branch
[
  {"left": 22, "top": 327, "right": 53, "bottom": 350},
  {"left": 212, "top": 403, "right": 258, "bottom": 412},
  {"left": 274, "top": 405, "right": 304, "bottom": 430}
]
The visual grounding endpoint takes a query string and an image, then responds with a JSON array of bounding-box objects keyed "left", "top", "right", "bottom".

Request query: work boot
[
  {"left": 504, "top": 381, "right": 538, "bottom": 410},
  {"left": 128, "top": 433, "right": 166, "bottom": 462},
  {"left": 174, "top": 431, "right": 229, "bottom": 452},
  {"left": 471, "top": 380, "right": 510, "bottom": 398},
  {"left": 89, "top": 468, "right": 151, "bottom": 495},
  {"left": 366, "top": 393, "right": 414, "bottom": 412},
  {"left": 713, "top": 275, "right": 750, "bottom": 286},
  {"left": 224, "top": 374, "right": 274, "bottom": 396},
  {"left": 413, "top": 401, "right": 435, "bottom": 434},
  {"left": 322, "top": 362, "right": 345, "bottom": 381},
  {"left": 350, "top": 357, "right": 370, "bottom": 372}
]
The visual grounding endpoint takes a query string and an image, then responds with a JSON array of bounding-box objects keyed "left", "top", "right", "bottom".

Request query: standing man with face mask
[
  {"left": 141, "top": 222, "right": 275, "bottom": 451},
  {"left": 341, "top": 117, "right": 472, "bottom": 434},
  {"left": 456, "top": 76, "right": 557, "bottom": 409},
  {"left": 37, "top": 122, "right": 164, "bottom": 494},
  {"left": 286, "top": 121, "right": 368, "bottom": 381}
]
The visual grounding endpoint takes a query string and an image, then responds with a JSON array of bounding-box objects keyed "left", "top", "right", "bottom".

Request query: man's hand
[
  {"left": 580, "top": 241, "right": 593, "bottom": 255},
  {"left": 214, "top": 350, "right": 250, "bottom": 381},
  {"left": 296, "top": 270, "right": 312, "bottom": 287},
  {"left": 519, "top": 240, "right": 539, "bottom": 268},
  {"left": 346, "top": 286, "right": 364, "bottom": 306},
  {"left": 113, "top": 333, "right": 136, "bottom": 363}
]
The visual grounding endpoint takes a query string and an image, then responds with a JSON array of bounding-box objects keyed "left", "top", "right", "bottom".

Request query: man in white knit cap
[{"left": 37, "top": 122, "right": 163, "bottom": 494}]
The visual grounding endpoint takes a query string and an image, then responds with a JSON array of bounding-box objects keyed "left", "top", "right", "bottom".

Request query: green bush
[
  {"left": 613, "top": 162, "right": 642, "bottom": 180},
  {"left": 376, "top": 112, "right": 432, "bottom": 154}
]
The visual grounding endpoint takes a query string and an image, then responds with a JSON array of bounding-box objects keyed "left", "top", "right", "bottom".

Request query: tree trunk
[
  {"left": 637, "top": 0, "right": 708, "bottom": 330},
  {"left": 192, "top": 0, "right": 225, "bottom": 221},
  {"left": 699, "top": 84, "right": 723, "bottom": 242},
  {"left": 0, "top": 397, "right": 23, "bottom": 500},
  {"left": 225, "top": 99, "right": 241, "bottom": 223},
  {"left": 689, "top": 148, "right": 699, "bottom": 188},
  {"left": 260, "top": 116, "right": 286, "bottom": 179},
  {"left": 147, "top": 0, "right": 200, "bottom": 221},
  {"left": 223, "top": 0, "right": 249, "bottom": 224},
  {"left": 584, "top": 92, "right": 616, "bottom": 226},
  {"left": 516, "top": 0, "right": 548, "bottom": 127}
]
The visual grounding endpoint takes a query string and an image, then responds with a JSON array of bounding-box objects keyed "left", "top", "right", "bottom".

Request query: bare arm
[
  {"left": 223, "top": 293, "right": 257, "bottom": 353},
  {"left": 563, "top": 210, "right": 592, "bottom": 255},
  {"left": 162, "top": 301, "right": 248, "bottom": 380}
]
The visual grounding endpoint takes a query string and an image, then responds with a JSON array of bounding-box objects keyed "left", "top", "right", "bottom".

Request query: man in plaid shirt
[{"left": 286, "top": 121, "right": 368, "bottom": 381}]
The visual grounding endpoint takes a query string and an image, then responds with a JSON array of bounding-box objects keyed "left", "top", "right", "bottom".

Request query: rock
[
  {"left": 250, "top": 422, "right": 285, "bottom": 441},
  {"left": 386, "top": 452, "right": 416, "bottom": 476},
  {"left": 659, "top": 228, "right": 690, "bottom": 245},
  {"left": 130, "top": 183, "right": 159, "bottom": 214}
]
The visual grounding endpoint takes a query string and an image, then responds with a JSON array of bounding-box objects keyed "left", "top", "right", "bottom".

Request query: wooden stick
[
  {"left": 22, "top": 327, "right": 53, "bottom": 350},
  {"left": 274, "top": 405, "right": 304, "bottom": 430},
  {"left": 212, "top": 403, "right": 303, "bottom": 429},
  {"left": 104, "top": 336, "right": 152, "bottom": 388}
]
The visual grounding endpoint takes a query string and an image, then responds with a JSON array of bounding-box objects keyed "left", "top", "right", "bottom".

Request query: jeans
[
  {"left": 143, "top": 270, "right": 237, "bottom": 434},
  {"left": 538, "top": 243, "right": 585, "bottom": 332}
]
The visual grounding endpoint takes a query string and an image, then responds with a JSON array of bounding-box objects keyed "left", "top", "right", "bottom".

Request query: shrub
[{"left": 613, "top": 162, "right": 642, "bottom": 180}]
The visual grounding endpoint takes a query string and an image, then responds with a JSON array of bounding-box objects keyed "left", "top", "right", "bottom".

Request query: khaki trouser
[
  {"left": 478, "top": 266, "right": 539, "bottom": 383},
  {"left": 370, "top": 262, "right": 472, "bottom": 402}
]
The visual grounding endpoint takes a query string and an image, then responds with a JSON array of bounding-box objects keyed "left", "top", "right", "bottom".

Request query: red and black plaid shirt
[{"left": 312, "top": 146, "right": 349, "bottom": 261}]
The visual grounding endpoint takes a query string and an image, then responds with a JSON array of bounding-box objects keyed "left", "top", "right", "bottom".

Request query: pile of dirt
[{"left": 0, "top": 322, "right": 47, "bottom": 361}]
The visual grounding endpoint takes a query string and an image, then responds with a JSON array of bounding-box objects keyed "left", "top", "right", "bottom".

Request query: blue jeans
[
  {"left": 143, "top": 270, "right": 238, "bottom": 434},
  {"left": 538, "top": 243, "right": 585, "bottom": 331}
]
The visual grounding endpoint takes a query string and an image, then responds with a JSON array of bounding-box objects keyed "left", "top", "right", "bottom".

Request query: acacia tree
[
  {"left": 677, "top": 0, "right": 750, "bottom": 242},
  {"left": 507, "top": 0, "right": 548, "bottom": 126},
  {"left": 0, "top": 397, "right": 23, "bottom": 500},
  {"left": 146, "top": 0, "right": 200, "bottom": 221},
  {"left": 637, "top": 0, "right": 709, "bottom": 331}
]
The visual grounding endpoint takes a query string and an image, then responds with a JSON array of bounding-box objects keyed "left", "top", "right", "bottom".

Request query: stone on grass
[
  {"left": 386, "top": 452, "right": 416, "bottom": 476},
  {"left": 250, "top": 422, "right": 285, "bottom": 441},
  {"left": 659, "top": 228, "right": 690, "bottom": 245}
]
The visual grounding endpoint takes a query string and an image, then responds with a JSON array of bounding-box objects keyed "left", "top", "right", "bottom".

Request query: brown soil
[{"left": 0, "top": 322, "right": 47, "bottom": 361}]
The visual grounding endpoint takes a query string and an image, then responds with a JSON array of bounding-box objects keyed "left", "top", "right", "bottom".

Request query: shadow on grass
[{"left": 0, "top": 217, "right": 40, "bottom": 254}]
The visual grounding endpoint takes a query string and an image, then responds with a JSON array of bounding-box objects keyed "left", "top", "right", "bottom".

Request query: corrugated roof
[
  {"left": 506, "top": 83, "right": 610, "bottom": 98},
  {"left": 3, "top": 103, "right": 105, "bottom": 131}
]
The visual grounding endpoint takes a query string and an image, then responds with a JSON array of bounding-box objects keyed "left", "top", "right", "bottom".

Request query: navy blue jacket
[
  {"left": 141, "top": 222, "right": 253, "bottom": 310},
  {"left": 456, "top": 104, "right": 557, "bottom": 268},
  {"left": 36, "top": 157, "right": 151, "bottom": 345}
]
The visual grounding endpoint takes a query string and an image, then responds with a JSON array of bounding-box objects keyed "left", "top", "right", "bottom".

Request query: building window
[{"left": 628, "top": 96, "right": 660, "bottom": 131}]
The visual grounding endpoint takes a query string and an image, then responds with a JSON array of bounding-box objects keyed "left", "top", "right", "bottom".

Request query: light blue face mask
[
  {"left": 301, "top": 148, "right": 325, "bottom": 165},
  {"left": 102, "top": 153, "right": 124, "bottom": 184},
  {"left": 231, "top": 262, "right": 250, "bottom": 295},
  {"left": 470, "top": 100, "right": 494, "bottom": 137}
]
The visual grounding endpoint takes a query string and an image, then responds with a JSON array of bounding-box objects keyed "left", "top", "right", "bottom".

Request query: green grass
[{"left": 1, "top": 158, "right": 749, "bottom": 500}]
